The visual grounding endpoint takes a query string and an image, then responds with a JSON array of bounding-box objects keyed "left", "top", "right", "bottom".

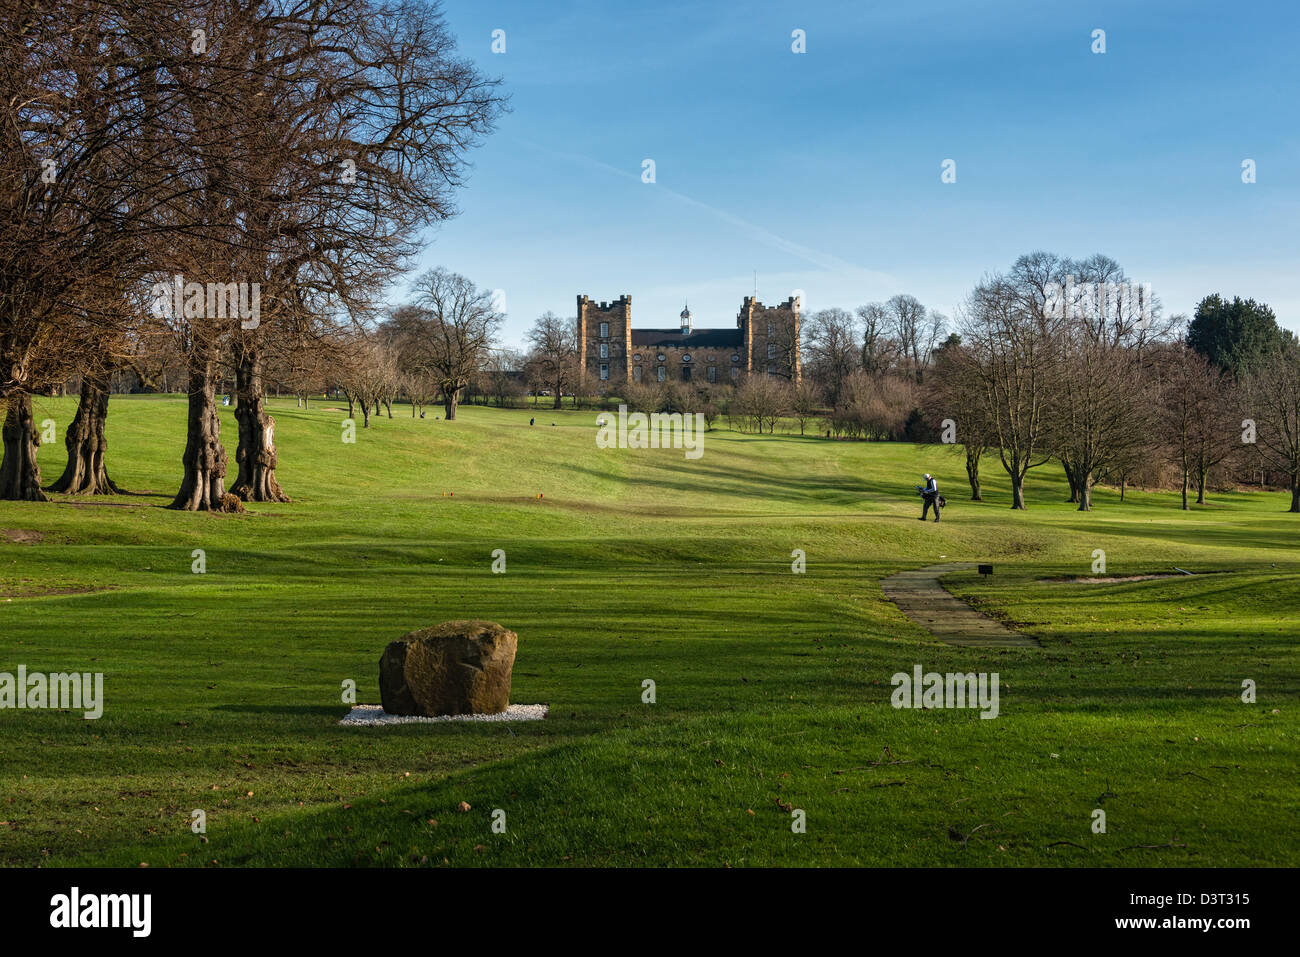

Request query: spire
[{"left": 680, "top": 300, "right": 692, "bottom": 334}]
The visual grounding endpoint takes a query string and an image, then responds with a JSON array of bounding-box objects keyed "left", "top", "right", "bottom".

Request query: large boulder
[{"left": 379, "top": 620, "right": 517, "bottom": 716}]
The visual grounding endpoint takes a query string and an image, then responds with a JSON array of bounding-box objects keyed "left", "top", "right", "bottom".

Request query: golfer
[{"left": 917, "top": 473, "right": 941, "bottom": 522}]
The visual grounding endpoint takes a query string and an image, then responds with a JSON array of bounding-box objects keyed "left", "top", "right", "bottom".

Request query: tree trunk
[
  {"left": 345, "top": 394, "right": 355, "bottom": 419},
  {"left": 1290, "top": 476, "right": 1300, "bottom": 513},
  {"left": 553, "top": 387, "right": 562, "bottom": 410},
  {"left": 0, "top": 393, "right": 48, "bottom": 501},
  {"left": 1077, "top": 482, "right": 1092, "bottom": 511},
  {"left": 47, "top": 376, "right": 123, "bottom": 495},
  {"left": 1196, "top": 468, "right": 1207, "bottom": 505},
  {"left": 169, "top": 356, "right": 232, "bottom": 511},
  {"left": 965, "top": 448, "right": 982, "bottom": 501},
  {"left": 445, "top": 390, "right": 458, "bottom": 421},
  {"left": 1181, "top": 468, "right": 1189, "bottom": 510},
  {"left": 231, "top": 348, "right": 289, "bottom": 503},
  {"left": 1011, "top": 476, "right": 1026, "bottom": 509},
  {"left": 362, "top": 403, "right": 371, "bottom": 428},
  {"left": 1063, "top": 461, "right": 1080, "bottom": 503},
  {"left": 1119, "top": 476, "right": 1126, "bottom": 502}
]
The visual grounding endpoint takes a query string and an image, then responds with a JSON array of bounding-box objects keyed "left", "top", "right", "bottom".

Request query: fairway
[{"left": 1, "top": 394, "right": 1296, "bottom": 867}]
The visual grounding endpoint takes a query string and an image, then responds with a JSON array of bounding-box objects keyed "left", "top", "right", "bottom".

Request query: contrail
[{"left": 516, "top": 138, "right": 894, "bottom": 285}]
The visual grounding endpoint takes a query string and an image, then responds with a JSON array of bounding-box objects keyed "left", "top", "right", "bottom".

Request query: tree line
[
  {"left": 931, "top": 253, "right": 1298, "bottom": 511},
  {"left": 0, "top": 0, "right": 504, "bottom": 506},
  {"left": 497, "top": 252, "right": 1298, "bottom": 513}
]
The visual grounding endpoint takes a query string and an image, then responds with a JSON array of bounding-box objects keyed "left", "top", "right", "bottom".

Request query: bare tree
[
  {"left": 857, "top": 303, "right": 897, "bottom": 375},
  {"left": 804, "top": 308, "right": 859, "bottom": 406},
  {"left": 1044, "top": 255, "right": 1171, "bottom": 508},
  {"left": 886, "top": 294, "right": 944, "bottom": 383},
  {"left": 788, "top": 380, "right": 820, "bottom": 436},
  {"left": 1157, "top": 342, "right": 1239, "bottom": 508},
  {"left": 480, "top": 348, "right": 526, "bottom": 408},
  {"left": 0, "top": 0, "right": 181, "bottom": 499},
  {"left": 402, "top": 370, "right": 438, "bottom": 417},
  {"left": 338, "top": 334, "right": 398, "bottom": 429},
  {"left": 928, "top": 336, "right": 991, "bottom": 500},
  {"left": 732, "top": 375, "right": 788, "bottom": 434},
  {"left": 526, "top": 313, "right": 578, "bottom": 409},
  {"left": 826, "top": 371, "right": 916, "bottom": 440},
  {"left": 44, "top": 282, "right": 149, "bottom": 494},
  {"left": 1243, "top": 339, "right": 1300, "bottom": 512},
  {"left": 1048, "top": 338, "right": 1156, "bottom": 510},
  {"left": 959, "top": 258, "right": 1063, "bottom": 509},
  {"left": 389, "top": 269, "right": 503, "bottom": 420},
  {"left": 119, "top": 0, "right": 505, "bottom": 508}
]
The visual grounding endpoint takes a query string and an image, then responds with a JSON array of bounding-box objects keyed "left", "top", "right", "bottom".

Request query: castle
[{"left": 577, "top": 294, "right": 801, "bottom": 390}]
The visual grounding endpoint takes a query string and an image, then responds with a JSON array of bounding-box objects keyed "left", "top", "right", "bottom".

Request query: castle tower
[
  {"left": 737, "top": 295, "right": 801, "bottom": 382},
  {"left": 680, "top": 302, "right": 692, "bottom": 335},
  {"left": 576, "top": 294, "right": 632, "bottom": 390}
]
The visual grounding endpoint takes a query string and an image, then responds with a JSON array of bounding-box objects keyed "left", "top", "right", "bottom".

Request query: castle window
[
  {"left": 768, "top": 322, "right": 775, "bottom": 336},
  {"left": 681, "top": 354, "right": 691, "bottom": 362},
  {"left": 633, "top": 365, "right": 642, "bottom": 382},
  {"left": 767, "top": 343, "right": 777, "bottom": 359},
  {"left": 599, "top": 322, "right": 609, "bottom": 338},
  {"left": 657, "top": 366, "right": 666, "bottom": 382},
  {"left": 707, "top": 365, "right": 716, "bottom": 383},
  {"left": 730, "top": 367, "right": 739, "bottom": 380},
  {"left": 767, "top": 364, "right": 776, "bottom": 374},
  {"left": 599, "top": 343, "right": 609, "bottom": 359},
  {"left": 731, "top": 354, "right": 740, "bottom": 363},
  {"left": 682, "top": 366, "right": 692, "bottom": 382},
  {"left": 656, "top": 353, "right": 665, "bottom": 362},
  {"left": 599, "top": 364, "right": 609, "bottom": 381},
  {"left": 633, "top": 353, "right": 642, "bottom": 362}
]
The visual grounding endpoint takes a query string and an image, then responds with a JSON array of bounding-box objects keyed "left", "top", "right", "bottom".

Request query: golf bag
[
  {"left": 915, "top": 485, "right": 946, "bottom": 516},
  {"left": 915, "top": 485, "right": 946, "bottom": 507}
]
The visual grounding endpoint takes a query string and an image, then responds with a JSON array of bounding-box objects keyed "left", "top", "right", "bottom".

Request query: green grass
[{"left": 0, "top": 394, "right": 1295, "bottom": 867}]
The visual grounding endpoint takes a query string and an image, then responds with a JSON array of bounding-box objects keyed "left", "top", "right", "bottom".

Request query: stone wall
[
  {"left": 629, "top": 343, "right": 743, "bottom": 386},
  {"left": 577, "top": 295, "right": 632, "bottom": 390}
]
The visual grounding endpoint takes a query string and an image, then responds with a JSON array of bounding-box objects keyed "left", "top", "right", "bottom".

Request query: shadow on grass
[
  {"left": 213, "top": 704, "right": 345, "bottom": 717},
  {"left": 47, "top": 492, "right": 173, "bottom": 507}
]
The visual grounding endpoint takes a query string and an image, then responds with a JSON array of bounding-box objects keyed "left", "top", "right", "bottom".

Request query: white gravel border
[{"left": 339, "top": 703, "right": 548, "bottom": 726}]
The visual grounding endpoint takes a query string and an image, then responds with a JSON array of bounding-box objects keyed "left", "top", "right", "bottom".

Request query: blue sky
[{"left": 407, "top": 0, "right": 1299, "bottom": 348}]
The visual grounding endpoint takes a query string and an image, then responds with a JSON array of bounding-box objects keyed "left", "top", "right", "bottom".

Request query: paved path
[{"left": 881, "top": 562, "right": 1041, "bottom": 648}]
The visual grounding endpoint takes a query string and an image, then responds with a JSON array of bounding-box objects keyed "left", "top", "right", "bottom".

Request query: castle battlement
[{"left": 577, "top": 294, "right": 631, "bottom": 311}]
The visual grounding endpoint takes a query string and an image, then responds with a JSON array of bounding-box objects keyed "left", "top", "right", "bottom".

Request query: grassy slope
[{"left": 0, "top": 394, "right": 1295, "bottom": 867}]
